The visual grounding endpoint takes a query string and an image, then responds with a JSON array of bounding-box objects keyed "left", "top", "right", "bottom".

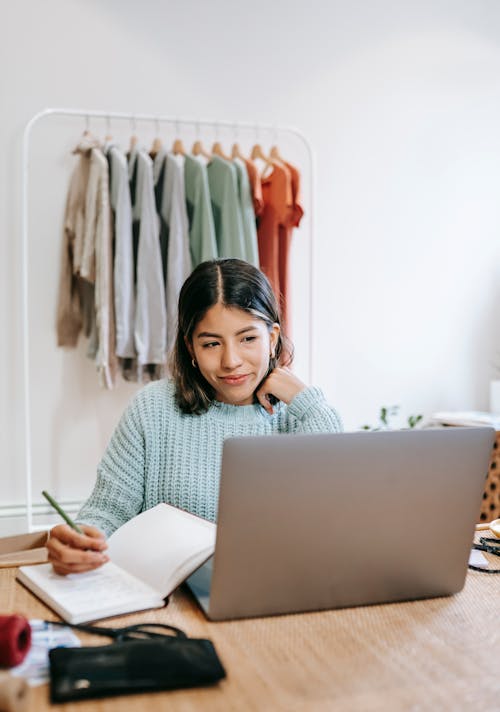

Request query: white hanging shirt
[
  {"left": 78, "top": 144, "right": 117, "bottom": 389},
  {"left": 107, "top": 144, "right": 135, "bottom": 359},
  {"left": 128, "top": 147, "right": 166, "bottom": 366},
  {"left": 153, "top": 150, "right": 192, "bottom": 357}
]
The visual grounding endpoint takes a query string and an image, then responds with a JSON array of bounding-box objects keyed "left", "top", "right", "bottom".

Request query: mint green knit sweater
[{"left": 77, "top": 379, "right": 343, "bottom": 536}]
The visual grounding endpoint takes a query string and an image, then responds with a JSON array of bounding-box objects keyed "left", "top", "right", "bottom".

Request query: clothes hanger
[
  {"left": 150, "top": 137, "right": 163, "bottom": 156},
  {"left": 269, "top": 144, "right": 286, "bottom": 164},
  {"left": 251, "top": 124, "right": 272, "bottom": 165},
  {"left": 250, "top": 142, "right": 270, "bottom": 162},
  {"left": 231, "top": 142, "right": 245, "bottom": 160},
  {"left": 81, "top": 114, "right": 98, "bottom": 141},
  {"left": 191, "top": 121, "right": 211, "bottom": 159},
  {"left": 150, "top": 118, "right": 163, "bottom": 157},
  {"left": 192, "top": 139, "right": 211, "bottom": 159},
  {"left": 251, "top": 142, "right": 274, "bottom": 177},
  {"left": 104, "top": 115, "right": 113, "bottom": 143},
  {"left": 129, "top": 115, "right": 138, "bottom": 152},
  {"left": 209, "top": 122, "right": 232, "bottom": 161},
  {"left": 212, "top": 141, "right": 232, "bottom": 161},
  {"left": 75, "top": 115, "right": 98, "bottom": 153},
  {"left": 82, "top": 114, "right": 91, "bottom": 138},
  {"left": 171, "top": 118, "right": 185, "bottom": 156},
  {"left": 267, "top": 125, "right": 285, "bottom": 164},
  {"left": 230, "top": 122, "right": 245, "bottom": 161},
  {"left": 172, "top": 137, "right": 186, "bottom": 155}
]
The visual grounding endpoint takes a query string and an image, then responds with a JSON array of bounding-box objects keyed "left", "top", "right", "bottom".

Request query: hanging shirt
[
  {"left": 153, "top": 149, "right": 192, "bottom": 356},
  {"left": 80, "top": 146, "right": 117, "bottom": 388},
  {"left": 56, "top": 135, "right": 117, "bottom": 388},
  {"left": 243, "top": 157, "right": 264, "bottom": 218},
  {"left": 106, "top": 144, "right": 135, "bottom": 360},
  {"left": 128, "top": 147, "right": 166, "bottom": 366},
  {"left": 184, "top": 154, "right": 218, "bottom": 267},
  {"left": 278, "top": 160, "right": 304, "bottom": 334},
  {"left": 206, "top": 156, "right": 246, "bottom": 259},
  {"left": 152, "top": 148, "right": 169, "bottom": 287},
  {"left": 56, "top": 135, "right": 96, "bottom": 348},
  {"left": 233, "top": 157, "right": 259, "bottom": 267},
  {"left": 257, "top": 162, "right": 292, "bottom": 300},
  {"left": 283, "top": 161, "right": 304, "bottom": 229}
]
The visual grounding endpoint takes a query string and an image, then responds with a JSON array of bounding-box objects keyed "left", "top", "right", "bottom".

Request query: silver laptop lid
[{"left": 206, "top": 427, "right": 494, "bottom": 621}]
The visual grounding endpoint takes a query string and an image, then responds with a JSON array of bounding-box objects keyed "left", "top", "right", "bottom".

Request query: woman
[{"left": 47, "top": 259, "right": 343, "bottom": 574}]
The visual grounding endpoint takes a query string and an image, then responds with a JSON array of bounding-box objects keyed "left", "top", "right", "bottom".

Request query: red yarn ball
[{"left": 0, "top": 615, "right": 32, "bottom": 667}]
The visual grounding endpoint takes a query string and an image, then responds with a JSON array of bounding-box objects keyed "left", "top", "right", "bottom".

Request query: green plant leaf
[{"left": 407, "top": 414, "right": 423, "bottom": 429}]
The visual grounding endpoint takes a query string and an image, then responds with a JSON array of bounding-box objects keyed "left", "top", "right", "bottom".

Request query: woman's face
[{"left": 189, "top": 303, "right": 279, "bottom": 406}]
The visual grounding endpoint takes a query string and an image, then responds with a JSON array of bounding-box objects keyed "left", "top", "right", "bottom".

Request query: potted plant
[{"left": 362, "top": 406, "right": 423, "bottom": 431}]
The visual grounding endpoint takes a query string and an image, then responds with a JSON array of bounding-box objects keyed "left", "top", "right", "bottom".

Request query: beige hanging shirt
[{"left": 56, "top": 136, "right": 117, "bottom": 389}]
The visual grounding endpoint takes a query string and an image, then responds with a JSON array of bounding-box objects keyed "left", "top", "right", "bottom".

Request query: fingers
[
  {"left": 46, "top": 524, "right": 109, "bottom": 575},
  {"left": 49, "top": 524, "right": 107, "bottom": 551},
  {"left": 257, "top": 367, "right": 306, "bottom": 409},
  {"left": 255, "top": 387, "right": 274, "bottom": 414},
  {"left": 50, "top": 557, "right": 109, "bottom": 576}
]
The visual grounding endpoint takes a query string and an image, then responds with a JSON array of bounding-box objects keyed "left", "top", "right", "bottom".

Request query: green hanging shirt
[
  {"left": 234, "top": 157, "right": 259, "bottom": 267},
  {"left": 184, "top": 155, "right": 218, "bottom": 267},
  {"left": 207, "top": 156, "right": 246, "bottom": 260}
]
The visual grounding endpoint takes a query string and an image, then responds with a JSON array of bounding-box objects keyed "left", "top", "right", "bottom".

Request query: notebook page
[
  {"left": 107, "top": 503, "right": 216, "bottom": 596},
  {"left": 17, "top": 562, "right": 164, "bottom": 624}
]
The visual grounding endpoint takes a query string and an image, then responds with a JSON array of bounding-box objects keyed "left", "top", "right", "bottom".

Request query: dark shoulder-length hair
[{"left": 170, "top": 259, "right": 292, "bottom": 414}]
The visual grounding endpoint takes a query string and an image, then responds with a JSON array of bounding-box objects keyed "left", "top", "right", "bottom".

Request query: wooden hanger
[
  {"left": 231, "top": 142, "right": 245, "bottom": 160},
  {"left": 129, "top": 116, "right": 139, "bottom": 153},
  {"left": 251, "top": 143, "right": 274, "bottom": 175},
  {"left": 150, "top": 136, "right": 163, "bottom": 157},
  {"left": 129, "top": 134, "right": 138, "bottom": 152},
  {"left": 192, "top": 139, "right": 211, "bottom": 159},
  {"left": 104, "top": 116, "right": 113, "bottom": 143},
  {"left": 172, "top": 137, "right": 186, "bottom": 156},
  {"left": 212, "top": 142, "right": 232, "bottom": 161},
  {"left": 251, "top": 143, "right": 271, "bottom": 163},
  {"left": 74, "top": 127, "right": 98, "bottom": 154},
  {"left": 81, "top": 129, "right": 97, "bottom": 141},
  {"left": 269, "top": 144, "right": 285, "bottom": 164},
  {"left": 82, "top": 115, "right": 91, "bottom": 139}
]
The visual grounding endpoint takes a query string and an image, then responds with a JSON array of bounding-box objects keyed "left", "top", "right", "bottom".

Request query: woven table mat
[{"left": 4, "top": 560, "right": 500, "bottom": 712}]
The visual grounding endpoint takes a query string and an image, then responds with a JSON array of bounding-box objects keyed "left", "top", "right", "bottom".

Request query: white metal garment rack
[{"left": 21, "top": 107, "right": 315, "bottom": 531}]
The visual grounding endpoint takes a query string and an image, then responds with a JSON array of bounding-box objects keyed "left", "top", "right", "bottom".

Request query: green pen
[{"left": 42, "top": 490, "right": 84, "bottom": 534}]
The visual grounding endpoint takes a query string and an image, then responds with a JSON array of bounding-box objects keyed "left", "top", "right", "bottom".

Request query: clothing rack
[{"left": 21, "top": 107, "right": 315, "bottom": 531}]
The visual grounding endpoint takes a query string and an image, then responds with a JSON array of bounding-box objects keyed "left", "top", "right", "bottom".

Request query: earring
[{"left": 191, "top": 358, "right": 197, "bottom": 369}]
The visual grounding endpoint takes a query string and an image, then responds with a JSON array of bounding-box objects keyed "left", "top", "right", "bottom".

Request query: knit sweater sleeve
[
  {"left": 284, "top": 386, "right": 343, "bottom": 433},
  {"left": 76, "top": 394, "right": 146, "bottom": 537}
]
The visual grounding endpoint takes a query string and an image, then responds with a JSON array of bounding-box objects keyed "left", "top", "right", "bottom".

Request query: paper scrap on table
[
  {"left": 10, "top": 619, "right": 80, "bottom": 686},
  {"left": 468, "top": 549, "right": 489, "bottom": 570}
]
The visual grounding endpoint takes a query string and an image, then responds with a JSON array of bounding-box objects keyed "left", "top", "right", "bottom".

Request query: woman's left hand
[{"left": 256, "top": 367, "right": 306, "bottom": 414}]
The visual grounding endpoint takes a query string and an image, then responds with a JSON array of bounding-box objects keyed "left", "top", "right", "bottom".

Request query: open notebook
[{"left": 17, "top": 504, "right": 216, "bottom": 624}]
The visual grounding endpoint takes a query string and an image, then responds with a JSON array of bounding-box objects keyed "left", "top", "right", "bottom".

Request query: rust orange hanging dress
[
  {"left": 278, "top": 161, "right": 304, "bottom": 334},
  {"left": 257, "top": 162, "right": 291, "bottom": 306}
]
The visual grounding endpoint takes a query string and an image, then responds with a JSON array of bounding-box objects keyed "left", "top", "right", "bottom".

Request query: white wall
[{"left": 2, "top": 0, "right": 500, "bottom": 531}]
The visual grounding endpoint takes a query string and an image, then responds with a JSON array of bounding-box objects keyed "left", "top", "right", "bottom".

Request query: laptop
[{"left": 186, "top": 426, "right": 494, "bottom": 620}]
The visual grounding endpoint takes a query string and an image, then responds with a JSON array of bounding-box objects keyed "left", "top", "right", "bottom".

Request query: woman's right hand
[{"left": 46, "top": 524, "right": 109, "bottom": 575}]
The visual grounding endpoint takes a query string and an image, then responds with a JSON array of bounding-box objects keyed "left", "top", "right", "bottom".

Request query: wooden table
[{"left": 2, "top": 563, "right": 500, "bottom": 712}]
